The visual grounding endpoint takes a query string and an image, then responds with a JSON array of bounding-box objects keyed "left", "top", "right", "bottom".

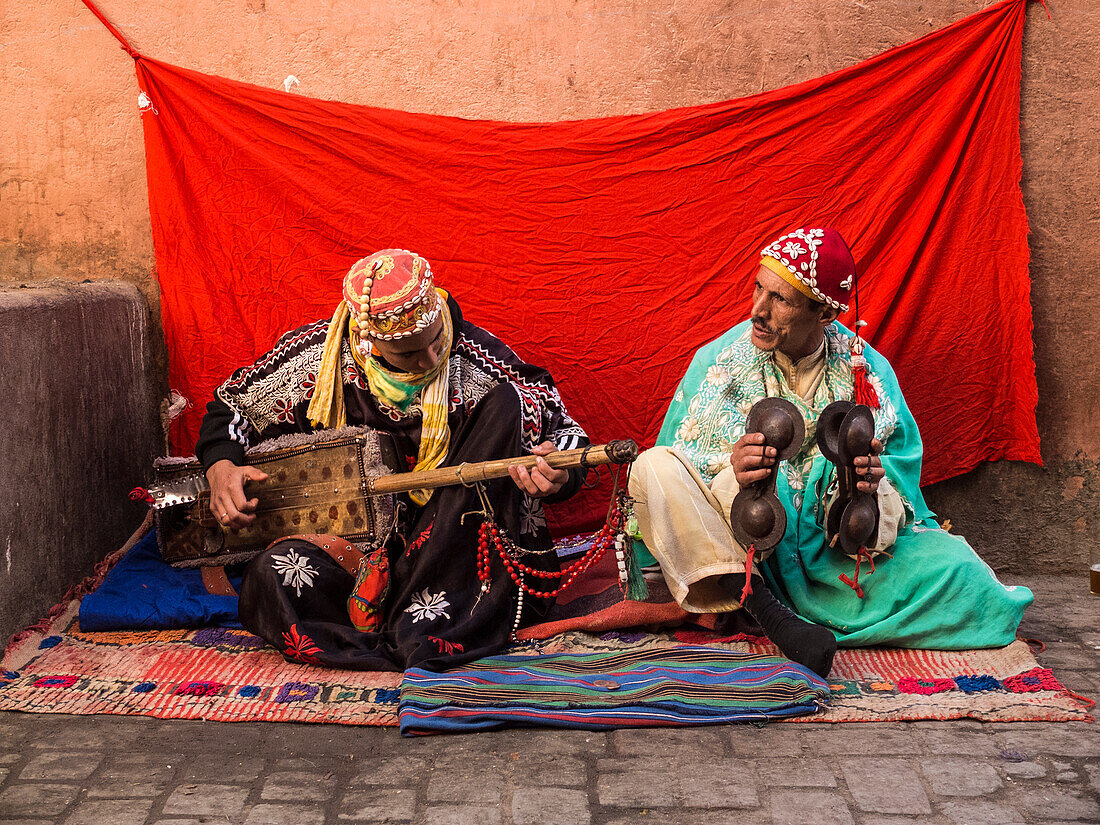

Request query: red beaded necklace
[{"left": 476, "top": 502, "right": 625, "bottom": 600}]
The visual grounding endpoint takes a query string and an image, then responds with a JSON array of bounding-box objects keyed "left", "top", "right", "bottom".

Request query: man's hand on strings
[
  {"left": 730, "top": 432, "right": 777, "bottom": 488},
  {"left": 853, "top": 438, "right": 886, "bottom": 495},
  {"left": 207, "top": 459, "right": 269, "bottom": 528},
  {"left": 509, "top": 441, "right": 568, "bottom": 498}
]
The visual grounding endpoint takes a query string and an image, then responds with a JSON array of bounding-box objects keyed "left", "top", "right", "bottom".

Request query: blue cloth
[{"left": 79, "top": 530, "right": 242, "bottom": 631}]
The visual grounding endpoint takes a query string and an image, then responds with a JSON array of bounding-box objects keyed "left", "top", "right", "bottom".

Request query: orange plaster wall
[{"left": 2, "top": 1, "right": 1098, "bottom": 563}]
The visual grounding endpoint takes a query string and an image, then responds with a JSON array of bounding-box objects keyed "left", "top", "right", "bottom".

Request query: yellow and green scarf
[{"left": 307, "top": 290, "right": 454, "bottom": 505}]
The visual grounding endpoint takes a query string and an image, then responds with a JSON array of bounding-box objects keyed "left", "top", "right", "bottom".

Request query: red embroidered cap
[
  {"left": 759, "top": 227, "right": 855, "bottom": 312},
  {"left": 343, "top": 249, "right": 442, "bottom": 340}
]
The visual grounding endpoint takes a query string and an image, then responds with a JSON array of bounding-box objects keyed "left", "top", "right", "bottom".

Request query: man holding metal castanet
[{"left": 629, "top": 227, "right": 1032, "bottom": 677}]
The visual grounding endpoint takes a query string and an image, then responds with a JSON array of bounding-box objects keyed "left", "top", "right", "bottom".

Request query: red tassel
[
  {"left": 850, "top": 332, "right": 880, "bottom": 410},
  {"left": 740, "top": 543, "right": 756, "bottom": 604},
  {"left": 838, "top": 572, "right": 864, "bottom": 598},
  {"left": 852, "top": 360, "right": 879, "bottom": 409},
  {"left": 129, "top": 486, "right": 154, "bottom": 505},
  {"left": 839, "top": 549, "right": 865, "bottom": 597}
]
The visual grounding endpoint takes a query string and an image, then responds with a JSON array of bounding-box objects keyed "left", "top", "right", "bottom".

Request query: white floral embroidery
[
  {"left": 678, "top": 416, "right": 702, "bottom": 442},
  {"left": 405, "top": 589, "right": 451, "bottom": 623},
  {"left": 673, "top": 389, "right": 684, "bottom": 403},
  {"left": 271, "top": 549, "right": 318, "bottom": 597},
  {"left": 781, "top": 241, "right": 806, "bottom": 259},
  {"left": 520, "top": 496, "right": 547, "bottom": 536},
  {"left": 705, "top": 365, "right": 729, "bottom": 387}
]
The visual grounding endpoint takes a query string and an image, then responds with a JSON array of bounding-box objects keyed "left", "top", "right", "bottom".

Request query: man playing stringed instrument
[
  {"left": 196, "top": 249, "right": 589, "bottom": 670},
  {"left": 629, "top": 227, "right": 1032, "bottom": 678}
]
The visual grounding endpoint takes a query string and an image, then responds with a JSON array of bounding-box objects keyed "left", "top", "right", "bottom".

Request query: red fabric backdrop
[{"left": 137, "top": 0, "right": 1039, "bottom": 533}]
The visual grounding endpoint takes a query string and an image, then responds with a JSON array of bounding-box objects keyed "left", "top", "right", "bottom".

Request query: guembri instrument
[{"left": 135, "top": 428, "right": 638, "bottom": 568}]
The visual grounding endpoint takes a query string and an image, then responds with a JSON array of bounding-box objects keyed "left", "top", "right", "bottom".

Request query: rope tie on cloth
[{"left": 80, "top": 0, "right": 141, "bottom": 59}]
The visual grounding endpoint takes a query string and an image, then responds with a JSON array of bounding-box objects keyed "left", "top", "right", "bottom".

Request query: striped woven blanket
[{"left": 399, "top": 645, "right": 830, "bottom": 735}]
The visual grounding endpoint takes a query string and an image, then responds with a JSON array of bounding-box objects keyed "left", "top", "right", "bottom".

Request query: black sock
[{"left": 734, "top": 574, "right": 837, "bottom": 678}]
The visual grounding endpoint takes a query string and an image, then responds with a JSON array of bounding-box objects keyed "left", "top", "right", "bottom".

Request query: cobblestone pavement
[{"left": 1, "top": 574, "right": 1096, "bottom": 825}]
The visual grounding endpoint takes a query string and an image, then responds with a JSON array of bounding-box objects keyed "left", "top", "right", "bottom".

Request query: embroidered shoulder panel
[
  {"left": 454, "top": 324, "right": 587, "bottom": 452},
  {"left": 216, "top": 319, "right": 587, "bottom": 451},
  {"left": 216, "top": 320, "right": 328, "bottom": 435}
]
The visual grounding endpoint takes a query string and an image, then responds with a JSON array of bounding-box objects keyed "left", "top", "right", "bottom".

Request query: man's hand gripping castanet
[
  {"left": 730, "top": 432, "right": 778, "bottom": 487},
  {"left": 853, "top": 438, "right": 885, "bottom": 495},
  {"left": 733, "top": 433, "right": 885, "bottom": 494}
]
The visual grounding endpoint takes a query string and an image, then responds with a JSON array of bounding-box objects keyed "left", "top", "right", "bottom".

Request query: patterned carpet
[
  {"left": 1, "top": 518, "right": 1091, "bottom": 728},
  {"left": 0, "top": 604, "right": 1091, "bottom": 727}
]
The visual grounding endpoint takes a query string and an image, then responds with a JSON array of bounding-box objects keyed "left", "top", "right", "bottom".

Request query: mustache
[{"left": 752, "top": 318, "right": 776, "bottom": 335}]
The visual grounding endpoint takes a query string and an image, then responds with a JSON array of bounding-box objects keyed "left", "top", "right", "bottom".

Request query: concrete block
[
  {"left": 939, "top": 800, "right": 1026, "bottom": 825},
  {"left": 769, "top": 790, "right": 854, "bottom": 825},
  {"left": 60, "top": 798, "right": 156, "bottom": 825},
  {"left": 1013, "top": 787, "right": 1100, "bottom": 821},
  {"left": 919, "top": 757, "right": 1002, "bottom": 796},
  {"left": 842, "top": 759, "right": 931, "bottom": 815},
  {"left": 351, "top": 755, "right": 431, "bottom": 785},
  {"left": 423, "top": 806, "right": 501, "bottom": 825},
  {"left": 757, "top": 758, "right": 838, "bottom": 787},
  {"left": 510, "top": 755, "right": 587, "bottom": 787},
  {"left": 242, "top": 804, "right": 327, "bottom": 825},
  {"left": 426, "top": 768, "right": 504, "bottom": 804},
  {"left": 18, "top": 751, "right": 103, "bottom": 780},
  {"left": 339, "top": 787, "right": 418, "bottom": 821},
  {"left": 161, "top": 783, "right": 249, "bottom": 817},
  {"left": 0, "top": 784, "right": 82, "bottom": 817},
  {"left": 179, "top": 755, "right": 264, "bottom": 783},
  {"left": 0, "top": 282, "right": 159, "bottom": 642},
  {"left": 259, "top": 770, "right": 336, "bottom": 802},
  {"left": 512, "top": 787, "right": 590, "bottom": 825}
]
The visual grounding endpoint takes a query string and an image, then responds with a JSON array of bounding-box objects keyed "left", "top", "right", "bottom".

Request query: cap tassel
[{"left": 850, "top": 323, "right": 879, "bottom": 410}]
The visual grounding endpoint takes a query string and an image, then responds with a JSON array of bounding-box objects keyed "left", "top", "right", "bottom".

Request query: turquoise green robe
[{"left": 641, "top": 320, "right": 1031, "bottom": 649}]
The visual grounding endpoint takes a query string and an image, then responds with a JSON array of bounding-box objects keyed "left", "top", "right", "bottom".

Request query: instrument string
[
  {"left": 191, "top": 450, "right": 582, "bottom": 506},
  {"left": 193, "top": 452, "right": 599, "bottom": 513},
  {"left": 185, "top": 443, "right": 629, "bottom": 524}
]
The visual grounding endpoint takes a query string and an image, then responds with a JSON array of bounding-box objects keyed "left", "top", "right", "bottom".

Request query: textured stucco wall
[
  {"left": 2, "top": 1, "right": 1098, "bottom": 574},
  {"left": 0, "top": 282, "right": 160, "bottom": 642}
]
